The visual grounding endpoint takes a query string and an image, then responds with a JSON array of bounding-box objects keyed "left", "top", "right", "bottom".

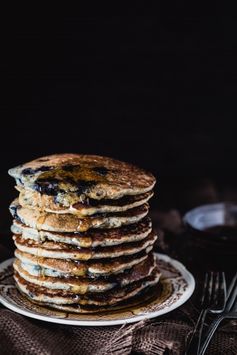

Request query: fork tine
[
  {"left": 227, "top": 273, "right": 237, "bottom": 299},
  {"left": 207, "top": 272, "right": 214, "bottom": 305},
  {"left": 201, "top": 272, "right": 214, "bottom": 306},
  {"left": 212, "top": 272, "right": 219, "bottom": 305},
  {"left": 225, "top": 272, "right": 237, "bottom": 312},
  {"left": 220, "top": 272, "right": 227, "bottom": 309},
  {"left": 201, "top": 272, "right": 209, "bottom": 305},
  {"left": 212, "top": 272, "right": 226, "bottom": 311}
]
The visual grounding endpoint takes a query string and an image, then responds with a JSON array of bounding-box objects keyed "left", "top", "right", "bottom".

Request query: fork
[
  {"left": 185, "top": 271, "right": 226, "bottom": 355},
  {"left": 199, "top": 272, "right": 237, "bottom": 355}
]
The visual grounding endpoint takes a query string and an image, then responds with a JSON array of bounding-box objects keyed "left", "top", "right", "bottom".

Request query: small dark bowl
[
  {"left": 183, "top": 203, "right": 237, "bottom": 242},
  {"left": 181, "top": 203, "right": 237, "bottom": 270}
]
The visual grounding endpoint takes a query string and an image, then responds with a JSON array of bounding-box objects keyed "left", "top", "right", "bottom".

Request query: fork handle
[
  {"left": 198, "top": 315, "right": 224, "bottom": 355},
  {"left": 185, "top": 309, "right": 208, "bottom": 355}
]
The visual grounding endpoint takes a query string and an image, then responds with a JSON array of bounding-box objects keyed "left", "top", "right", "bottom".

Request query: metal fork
[
  {"left": 185, "top": 271, "right": 226, "bottom": 355},
  {"left": 199, "top": 272, "right": 237, "bottom": 355}
]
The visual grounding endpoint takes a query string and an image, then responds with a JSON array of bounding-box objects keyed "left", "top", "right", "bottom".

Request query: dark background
[{"left": 1, "top": 9, "right": 237, "bottom": 233}]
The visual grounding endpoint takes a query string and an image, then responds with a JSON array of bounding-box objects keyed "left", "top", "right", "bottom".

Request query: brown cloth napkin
[{"left": 0, "top": 303, "right": 237, "bottom": 354}]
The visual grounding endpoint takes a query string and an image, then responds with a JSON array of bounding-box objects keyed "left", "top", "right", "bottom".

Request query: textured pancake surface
[
  {"left": 14, "top": 268, "right": 160, "bottom": 308},
  {"left": 15, "top": 249, "right": 151, "bottom": 276},
  {"left": 13, "top": 254, "right": 156, "bottom": 293},
  {"left": 9, "top": 154, "right": 156, "bottom": 202},
  {"left": 11, "top": 217, "right": 152, "bottom": 247},
  {"left": 18, "top": 187, "right": 153, "bottom": 215},
  {"left": 24, "top": 285, "right": 157, "bottom": 314},
  {"left": 13, "top": 231, "right": 157, "bottom": 260},
  {"left": 10, "top": 199, "right": 149, "bottom": 232}
]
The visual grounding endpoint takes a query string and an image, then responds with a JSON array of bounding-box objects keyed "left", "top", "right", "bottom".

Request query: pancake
[
  {"left": 14, "top": 268, "right": 160, "bottom": 307},
  {"left": 27, "top": 285, "right": 157, "bottom": 314},
  {"left": 18, "top": 187, "right": 153, "bottom": 216},
  {"left": 13, "top": 231, "right": 157, "bottom": 260},
  {"left": 10, "top": 199, "right": 149, "bottom": 232},
  {"left": 15, "top": 249, "right": 150, "bottom": 276},
  {"left": 13, "top": 254, "right": 156, "bottom": 293},
  {"left": 8, "top": 154, "right": 156, "bottom": 203},
  {"left": 11, "top": 217, "right": 152, "bottom": 247}
]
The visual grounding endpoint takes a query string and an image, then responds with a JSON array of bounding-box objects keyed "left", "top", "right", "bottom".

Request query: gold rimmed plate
[{"left": 0, "top": 253, "right": 195, "bottom": 326}]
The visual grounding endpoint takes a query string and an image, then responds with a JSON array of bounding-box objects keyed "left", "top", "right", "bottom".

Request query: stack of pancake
[{"left": 9, "top": 154, "right": 160, "bottom": 313}]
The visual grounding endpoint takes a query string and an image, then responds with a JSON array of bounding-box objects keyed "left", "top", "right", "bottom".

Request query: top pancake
[{"left": 8, "top": 154, "right": 156, "bottom": 201}]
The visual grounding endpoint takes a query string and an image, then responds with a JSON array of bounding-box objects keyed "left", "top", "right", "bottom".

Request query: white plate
[{"left": 0, "top": 253, "right": 195, "bottom": 326}]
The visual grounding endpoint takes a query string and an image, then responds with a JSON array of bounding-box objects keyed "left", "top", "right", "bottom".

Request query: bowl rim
[{"left": 183, "top": 201, "right": 237, "bottom": 226}]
